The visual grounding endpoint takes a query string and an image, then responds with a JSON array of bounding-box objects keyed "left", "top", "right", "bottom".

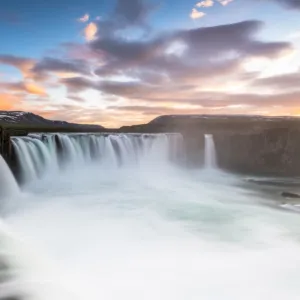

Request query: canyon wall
[{"left": 121, "top": 115, "right": 300, "bottom": 176}]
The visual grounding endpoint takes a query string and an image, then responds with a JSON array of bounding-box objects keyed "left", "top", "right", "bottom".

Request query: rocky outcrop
[
  {"left": 281, "top": 192, "right": 300, "bottom": 199},
  {"left": 182, "top": 127, "right": 300, "bottom": 176},
  {"left": 214, "top": 128, "right": 300, "bottom": 176},
  {"left": 121, "top": 115, "right": 300, "bottom": 176}
]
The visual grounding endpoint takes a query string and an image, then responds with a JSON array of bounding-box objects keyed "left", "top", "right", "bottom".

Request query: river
[{"left": 1, "top": 133, "right": 300, "bottom": 300}]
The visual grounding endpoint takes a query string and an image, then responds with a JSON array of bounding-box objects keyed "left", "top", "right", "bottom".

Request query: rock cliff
[{"left": 121, "top": 115, "right": 300, "bottom": 176}]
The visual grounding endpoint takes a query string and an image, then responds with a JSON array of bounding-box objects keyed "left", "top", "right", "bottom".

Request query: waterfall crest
[
  {"left": 11, "top": 133, "right": 184, "bottom": 185},
  {"left": 204, "top": 134, "right": 217, "bottom": 169}
]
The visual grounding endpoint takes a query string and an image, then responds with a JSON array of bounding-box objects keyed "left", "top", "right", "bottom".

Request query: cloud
[
  {"left": 92, "top": 0, "right": 156, "bottom": 39},
  {"left": 61, "top": 77, "right": 97, "bottom": 92},
  {"left": 32, "top": 57, "right": 91, "bottom": 77},
  {"left": 84, "top": 22, "right": 98, "bottom": 41},
  {"left": 192, "top": 0, "right": 233, "bottom": 19},
  {"left": 62, "top": 75, "right": 300, "bottom": 108},
  {"left": 105, "top": 90, "right": 300, "bottom": 118},
  {"left": 91, "top": 34, "right": 171, "bottom": 76},
  {"left": 114, "top": 0, "right": 154, "bottom": 26},
  {"left": 217, "top": 0, "right": 234, "bottom": 6},
  {"left": 164, "top": 21, "right": 284, "bottom": 56},
  {"left": 90, "top": 20, "right": 291, "bottom": 81},
  {"left": 68, "top": 95, "right": 86, "bottom": 102},
  {"left": 112, "top": 89, "right": 300, "bottom": 110},
  {"left": 1, "top": 0, "right": 297, "bottom": 127},
  {"left": 0, "top": 55, "right": 35, "bottom": 78},
  {"left": 272, "top": 0, "right": 300, "bottom": 10},
  {"left": 62, "top": 77, "right": 154, "bottom": 98},
  {"left": 59, "top": 43, "right": 100, "bottom": 61},
  {"left": 190, "top": 8, "right": 206, "bottom": 19},
  {"left": 54, "top": 18, "right": 296, "bottom": 124},
  {"left": 0, "top": 81, "right": 47, "bottom": 96},
  {"left": 252, "top": 71, "right": 300, "bottom": 90},
  {"left": 0, "top": 93, "right": 23, "bottom": 110},
  {"left": 196, "top": 0, "right": 214, "bottom": 7},
  {"left": 78, "top": 14, "right": 89, "bottom": 23},
  {"left": 24, "top": 82, "right": 47, "bottom": 96},
  {"left": 51, "top": 19, "right": 294, "bottom": 126}
]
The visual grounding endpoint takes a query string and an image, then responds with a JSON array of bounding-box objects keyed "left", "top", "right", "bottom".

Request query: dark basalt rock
[
  {"left": 7, "top": 143, "right": 22, "bottom": 184},
  {"left": 121, "top": 115, "right": 300, "bottom": 176},
  {"left": 281, "top": 192, "right": 300, "bottom": 199},
  {"left": 214, "top": 128, "right": 300, "bottom": 176},
  {"left": 247, "top": 178, "right": 300, "bottom": 187}
]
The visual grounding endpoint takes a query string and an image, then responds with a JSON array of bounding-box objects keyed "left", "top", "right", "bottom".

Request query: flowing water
[
  {"left": 204, "top": 134, "right": 217, "bottom": 169},
  {"left": 1, "top": 133, "right": 300, "bottom": 300}
]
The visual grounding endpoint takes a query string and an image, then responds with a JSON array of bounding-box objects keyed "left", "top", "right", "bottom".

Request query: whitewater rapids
[{"left": 1, "top": 133, "right": 300, "bottom": 300}]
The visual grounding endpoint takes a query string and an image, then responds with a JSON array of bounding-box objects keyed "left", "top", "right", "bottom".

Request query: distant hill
[
  {"left": 120, "top": 114, "right": 300, "bottom": 134},
  {"left": 148, "top": 114, "right": 299, "bottom": 125},
  {"left": 0, "top": 111, "right": 104, "bottom": 131},
  {"left": 1, "top": 111, "right": 300, "bottom": 134}
]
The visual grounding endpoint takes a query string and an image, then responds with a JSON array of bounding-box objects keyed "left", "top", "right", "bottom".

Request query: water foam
[
  {"left": 1, "top": 133, "right": 300, "bottom": 300},
  {"left": 0, "top": 154, "right": 19, "bottom": 202}
]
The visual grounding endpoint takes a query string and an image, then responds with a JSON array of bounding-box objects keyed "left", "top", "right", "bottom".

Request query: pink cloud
[
  {"left": 190, "top": 8, "right": 206, "bottom": 19},
  {"left": 84, "top": 22, "right": 98, "bottom": 41},
  {"left": 196, "top": 0, "right": 214, "bottom": 8}
]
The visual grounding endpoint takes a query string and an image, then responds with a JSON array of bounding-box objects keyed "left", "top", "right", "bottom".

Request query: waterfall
[
  {"left": 0, "top": 155, "right": 19, "bottom": 200},
  {"left": 11, "top": 133, "right": 184, "bottom": 185},
  {"left": 204, "top": 134, "right": 217, "bottom": 169}
]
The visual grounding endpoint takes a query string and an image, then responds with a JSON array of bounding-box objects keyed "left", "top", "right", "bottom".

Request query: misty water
[{"left": 1, "top": 133, "right": 300, "bottom": 300}]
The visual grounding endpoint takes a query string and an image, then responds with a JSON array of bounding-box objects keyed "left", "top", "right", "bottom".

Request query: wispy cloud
[
  {"left": 0, "top": 81, "right": 47, "bottom": 96},
  {"left": 191, "top": 0, "right": 233, "bottom": 19},
  {"left": 272, "top": 0, "right": 300, "bottom": 10},
  {"left": 190, "top": 8, "right": 206, "bottom": 19},
  {"left": 24, "top": 82, "right": 47, "bottom": 96},
  {"left": 196, "top": 0, "right": 214, "bottom": 8},
  {"left": 217, "top": 0, "right": 234, "bottom": 6},
  {"left": 84, "top": 22, "right": 98, "bottom": 41},
  {"left": 78, "top": 13, "right": 89, "bottom": 23},
  {"left": 0, "top": 55, "right": 35, "bottom": 79}
]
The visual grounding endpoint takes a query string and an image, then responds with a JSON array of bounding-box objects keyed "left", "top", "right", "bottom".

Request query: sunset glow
[{"left": 1, "top": 0, "right": 300, "bottom": 127}]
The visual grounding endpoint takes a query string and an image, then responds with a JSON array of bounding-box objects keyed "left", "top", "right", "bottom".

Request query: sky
[{"left": 0, "top": 0, "right": 300, "bottom": 127}]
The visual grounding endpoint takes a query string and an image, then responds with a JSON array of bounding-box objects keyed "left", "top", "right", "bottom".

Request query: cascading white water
[
  {"left": 0, "top": 154, "right": 19, "bottom": 199},
  {"left": 11, "top": 133, "right": 184, "bottom": 185},
  {"left": 204, "top": 134, "right": 217, "bottom": 169},
  {"left": 3, "top": 132, "right": 300, "bottom": 300}
]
